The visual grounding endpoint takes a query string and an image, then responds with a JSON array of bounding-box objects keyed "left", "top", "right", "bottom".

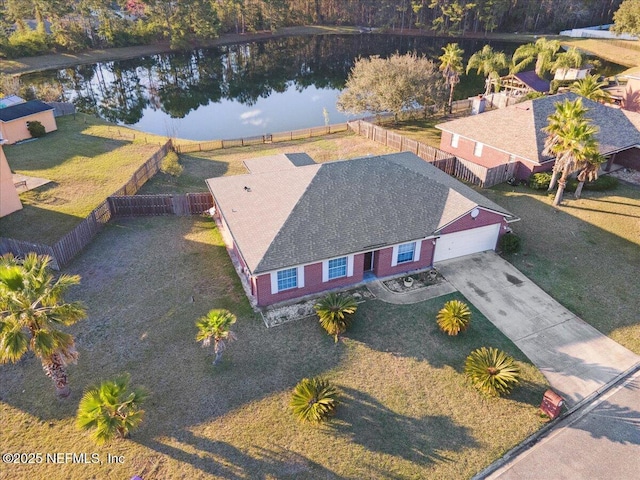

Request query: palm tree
[
  {"left": 439, "top": 43, "right": 464, "bottom": 114},
  {"left": 76, "top": 374, "right": 148, "bottom": 444},
  {"left": 511, "top": 37, "right": 561, "bottom": 77},
  {"left": 436, "top": 300, "right": 471, "bottom": 336},
  {"left": 195, "top": 309, "right": 237, "bottom": 365},
  {"left": 570, "top": 75, "right": 612, "bottom": 103},
  {"left": 466, "top": 45, "right": 509, "bottom": 95},
  {"left": 290, "top": 377, "right": 338, "bottom": 424},
  {"left": 314, "top": 293, "right": 358, "bottom": 343},
  {"left": 551, "top": 47, "right": 584, "bottom": 76},
  {"left": 574, "top": 152, "right": 606, "bottom": 199},
  {"left": 0, "top": 253, "right": 86, "bottom": 397},
  {"left": 464, "top": 347, "right": 520, "bottom": 397},
  {"left": 543, "top": 98, "right": 600, "bottom": 206}
]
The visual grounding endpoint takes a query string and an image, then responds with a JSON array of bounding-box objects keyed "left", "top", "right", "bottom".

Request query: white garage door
[{"left": 433, "top": 224, "right": 501, "bottom": 263}]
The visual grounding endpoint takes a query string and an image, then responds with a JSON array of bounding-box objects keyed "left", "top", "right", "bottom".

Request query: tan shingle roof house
[
  {"left": 207, "top": 152, "right": 517, "bottom": 307},
  {"left": 0, "top": 100, "right": 57, "bottom": 144},
  {"left": 436, "top": 93, "right": 640, "bottom": 185}
]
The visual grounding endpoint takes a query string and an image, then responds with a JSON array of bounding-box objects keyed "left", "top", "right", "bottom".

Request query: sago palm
[
  {"left": 196, "top": 309, "right": 237, "bottom": 365},
  {"left": 436, "top": 300, "right": 471, "bottom": 336},
  {"left": 439, "top": 43, "right": 464, "bottom": 113},
  {"left": 290, "top": 377, "right": 338, "bottom": 424},
  {"left": 314, "top": 293, "right": 358, "bottom": 343},
  {"left": 0, "top": 253, "right": 86, "bottom": 397},
  {"left": 464, "top": 347, "right": 520, "bottom": 397},
  {"left": 76, "top": 374, "right": 148, "bottom": 444},
  {"left": 466, "top": 45, "right": 509, "bottom": 95},
  {"left": 570, "top": 75, "right": 612, "bottom": 103}
]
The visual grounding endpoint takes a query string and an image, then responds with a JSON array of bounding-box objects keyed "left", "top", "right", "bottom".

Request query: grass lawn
[
  {"left": 561, "top": 38, "right": 640, "bottom": 69},
  {"left": 484, "top": 183, "right": 640, "bottom": 355},
  {"left": 139, "top": 131, "right": 397, "bottom": 194},
  {"left": 0, "top": 114, "right": 167, "bottom": 244},
  {"left": 0, "top": 216, "right": 548, "bottom": 480}
]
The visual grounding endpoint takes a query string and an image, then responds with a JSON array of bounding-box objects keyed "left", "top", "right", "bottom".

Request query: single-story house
[
  {"left": 0, "top": 143, "right": 23, "bottom": 217},
  {"left": 206, "top": 152, "right": 518, "bottom": 307},
  {"left": 493, "top": 71, "right": 550, "bottom": 97},
  {"left": 554, "top": 65, "right": 592, "bottom": 81},
  {"left": 0, "top": 100, "right": 57, "bottom": 144},
  {"left": 605, "top": 74, "right": 640, "bottom": 113},
  {"left": 0, "top": 95, "right": 26, "bottom": 109},
  {"left": 436, "top": 93, "right": 640, "bottom": 185}
]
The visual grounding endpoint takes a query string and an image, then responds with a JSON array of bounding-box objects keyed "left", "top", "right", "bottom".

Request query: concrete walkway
[
  {"left": 436, "top": 252, "right": 640, "bottom": 406},
  {"left": 367, "top": 278, "right": 456, "bottom": 304}
]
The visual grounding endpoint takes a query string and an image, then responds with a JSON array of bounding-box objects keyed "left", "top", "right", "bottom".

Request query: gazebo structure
[{"left": 492, "top": 71, "right": 550, "bottom": 97}]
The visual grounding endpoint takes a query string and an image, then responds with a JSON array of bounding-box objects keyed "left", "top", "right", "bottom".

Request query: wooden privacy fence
[
  {"left": 174, "top": 123, "right": 349, "bottom": 154},
  {"left": 0, "top": 140, "right": 172, "bottom": 270},
  {"left": 348, "top": 119, "right": 456, "bottom": 163},
  {"left": 108, "top": 193, "right": 213, "bottom": 217},
  {"left": 347, "top": 119, "right": 508, "bottom": 187}
]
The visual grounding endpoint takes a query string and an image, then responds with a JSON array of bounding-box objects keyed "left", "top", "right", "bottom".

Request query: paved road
[
  {"left": 436, "top": 252, "right": 640, "bottom": 405},
  {"left": 486, "top": 370, "right": 640, "bottom": 480}
]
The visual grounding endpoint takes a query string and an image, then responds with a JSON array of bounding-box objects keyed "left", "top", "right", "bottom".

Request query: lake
[{"left": 20, "top": 35, "right": 622, "bottom": 141}]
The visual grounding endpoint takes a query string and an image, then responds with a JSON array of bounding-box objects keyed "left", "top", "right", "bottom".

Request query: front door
[{"left": 363, "top": 251, "right": 374, "bottom": 272}]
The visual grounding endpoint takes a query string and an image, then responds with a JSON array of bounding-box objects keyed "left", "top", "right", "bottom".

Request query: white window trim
[
  {"left": 270, "top": 266, "right": 305, "bottom": 294},
  {"left": 451, "top": 133, "right": 459, "bottom": 148},
  {"left": 322, "top": 255, "right": 354, "bottom": 282},
  {"left": 474, "top": 142, "right": 483, "bottom": 157},
  {"left": 391, "top": 241, "right": 421, "bottom": 267}
]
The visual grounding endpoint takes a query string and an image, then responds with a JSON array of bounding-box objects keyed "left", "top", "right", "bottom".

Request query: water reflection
[{"left": 23, "top": 35, "right": 522, "bottom": 140}]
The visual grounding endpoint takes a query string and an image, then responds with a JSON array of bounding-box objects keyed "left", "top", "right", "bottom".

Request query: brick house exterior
[
  {"left": 207, "top": 152, "right": 517, "bottom": 307},
  {"left": 437, "top": 93, "right": 640, "bottom": 183}
]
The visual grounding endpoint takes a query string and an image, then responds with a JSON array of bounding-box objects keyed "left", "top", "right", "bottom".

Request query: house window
[
  {"left": 451, "top": 134, "right": 460, "bottom": 148},
  {"left": 277, "top": 268, "right": 297, "bottom": 291},
  {"left": 474, "top": 142, "right": 483, "bottom": 157},
  {"left": 396, "top": 242, "right": 416, "bottom": 264},
  {"left": 327, "top": 257, "right": 347, "bottom": 280}
]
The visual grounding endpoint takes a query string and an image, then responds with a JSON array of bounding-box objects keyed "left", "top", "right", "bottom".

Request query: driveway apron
[{"left": 436, "top": 252, "right": 640, "bottom": 405}]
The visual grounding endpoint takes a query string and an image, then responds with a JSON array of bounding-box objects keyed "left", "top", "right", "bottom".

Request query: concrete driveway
[{"left": 436, "top": 252, "right": 640, "bottom": 405}]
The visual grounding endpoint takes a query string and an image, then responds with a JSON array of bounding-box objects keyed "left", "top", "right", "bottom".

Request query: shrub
[
  {"left": 290, "top": 377, "right": 338, "bottom": 424},
  {"left": 528, "top": 172, "right": 553, "bottom": 190},
  {"left": 27, "top": 120, "right": 46, "bottom": 138},
  {"left": 436, "top": 300, "right": 471, "bottom": 336},
  {"left": 161, "top": 151, "right": 183, "bottom": 177},
  {"left": 314, "top": 293, "right": 358, "bottom": 342},
  {"left": 464, "top": 347, "right": 520, "bottom": 397},
  {"left": 500, "top": 232, "right": 521, "bottom": 254}
]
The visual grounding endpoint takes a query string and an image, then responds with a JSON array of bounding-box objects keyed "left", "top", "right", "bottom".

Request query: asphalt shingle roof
[
  {"left": 207, "top": 152, "right": 515, "bottom": 274},
  {"left": 436, "top": 93, "right": 640, "bottom": 163},
  {"left": 0, "top": 100, "right": 53, "bottom": 122}
]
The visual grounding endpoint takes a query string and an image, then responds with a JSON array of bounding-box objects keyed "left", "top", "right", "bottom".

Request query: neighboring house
[
  {"left": 436, "top": 93, "right": 640, "bottom": 184},
  {"left": 206, "top": 152, "right": 517, "bottom": 307},
  {"left": 0, "top": 100, "right": 57, "bottom": 144},
  {"left": 554, "top": 65, "right": 592, "bottom": 81},
  {"left": 493, "top": 71, "right": 550, "bottom": 97},
  {"left": 0, "top": 143, "right": 23, "bottom": 217},
  {"left": 605, "top": 75, "right": 640, "bottom": 113},
  {"left": 0, "top": 95, "right": 26, "bottom": 109}
]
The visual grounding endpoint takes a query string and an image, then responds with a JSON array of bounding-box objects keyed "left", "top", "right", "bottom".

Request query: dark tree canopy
[{"left": 0, "top": 0, "right": 626, "bottom": 58}]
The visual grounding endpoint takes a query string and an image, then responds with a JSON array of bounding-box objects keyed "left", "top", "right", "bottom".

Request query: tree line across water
[{"left": 0, "top": 0, "right": 629, "bottom": 58}]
